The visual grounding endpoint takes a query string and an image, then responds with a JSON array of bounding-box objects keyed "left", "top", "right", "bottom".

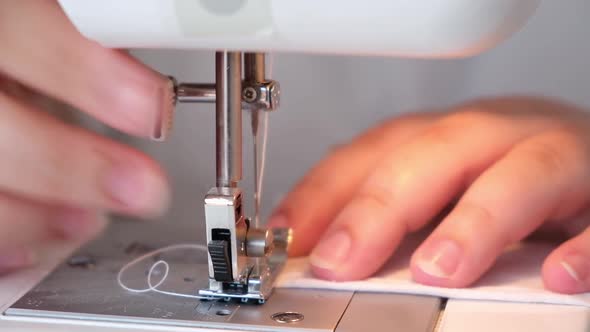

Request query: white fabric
[{"left": 276, "top": 233, "right": 590, "bottom": 307}]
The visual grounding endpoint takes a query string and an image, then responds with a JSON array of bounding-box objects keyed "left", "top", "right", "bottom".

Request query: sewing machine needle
[{"left": 252, "top": 108, "right": 261, "bottom": 228}]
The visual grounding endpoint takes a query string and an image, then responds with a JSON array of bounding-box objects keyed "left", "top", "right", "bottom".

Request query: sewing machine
[{"left": 5, "top": 1, "right": 586, "bottom": 332}]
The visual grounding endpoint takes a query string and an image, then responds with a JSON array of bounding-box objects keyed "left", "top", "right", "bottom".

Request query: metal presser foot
[
  {"left": 198, "top": 187, "right": 291, "bottom": 303},
  {"left": 172, "top": 52, "right": 287, "bottom": 303}
]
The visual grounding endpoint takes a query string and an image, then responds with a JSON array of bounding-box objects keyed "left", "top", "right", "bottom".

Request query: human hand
[
  {"left": 0, "top": 1, "right": 170, "bottom": 272},
  {"left": 269, "top": 96, "right": 590, "bottom": 294}
]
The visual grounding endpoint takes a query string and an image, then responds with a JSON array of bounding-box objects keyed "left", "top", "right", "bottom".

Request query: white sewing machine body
[
  {"left": 5, "top": 1, "right": 588, "bottom": 332},
  {"left": 58, "top": 0, "right": 539, "bottom": 58}
]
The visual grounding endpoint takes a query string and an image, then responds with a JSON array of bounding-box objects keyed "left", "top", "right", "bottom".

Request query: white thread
[
  {"left": 253, "top": 122, "right": 261, "bottom": 227},
  {"left": 258, "top": 53, "right": 272, "bottom": 210},
  {"left": 257, "top": 111, "right": 269, "bottom": 209},
  {"left": 117, "top": 243, "right": 209, "bottom": 299},
  {"left": 252, "top": 53, "right": 273, "bottom": 227}
]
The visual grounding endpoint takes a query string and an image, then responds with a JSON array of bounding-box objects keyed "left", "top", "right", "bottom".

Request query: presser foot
[{"left": 199, "top": 227, "right": 291, "bottom": 303}]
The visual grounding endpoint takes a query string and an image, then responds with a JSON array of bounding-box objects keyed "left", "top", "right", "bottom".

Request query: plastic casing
[{"left": 58, "top": 0, "right": 541, "bottom": 58}]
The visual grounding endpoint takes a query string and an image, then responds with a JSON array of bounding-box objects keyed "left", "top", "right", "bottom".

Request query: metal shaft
[
  {"left": 177, "top": 83, "right": 216, "bottom": 103},
  {"left": 244, "top": 53, "right": 265, "bottom": 82},
  {"left": 215, "top": 51, "right": 242, "bottom": 188}
]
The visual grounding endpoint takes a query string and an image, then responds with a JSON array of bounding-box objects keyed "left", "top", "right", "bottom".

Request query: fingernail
[
  {"left": 267, "top": 214, "right": 289, "bottom": 228},
  {"left": 101, "top": 56, "right": 172, "bottom": 138},
  {"left": 0, "top": 248, "right": 36, "bottom": 272},
  {"left": 103, "top": 162, "right": 169, "bottom": 216},
  {"left": 561, "top": 254, "right": 589, "bottom": 283},
  {"left": 150, "top": 77, "right": 176, "bottom": 141},
  {"left": 415, "top": 238, "right": 462, "bottom": 279},
  {"left": 53, "top": 210, "right": 109, "bottom": 240},
  {"left": 310, "top": 229, "right": 352, "bottom": 271}
]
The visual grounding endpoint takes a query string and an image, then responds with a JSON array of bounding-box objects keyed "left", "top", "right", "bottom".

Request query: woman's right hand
[{"left": 0, "top": 0, "right": 171, "bottom": 273}]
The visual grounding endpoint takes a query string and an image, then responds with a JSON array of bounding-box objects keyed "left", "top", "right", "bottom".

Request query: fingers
[
  {"left": 0, "top": 91, "right": 170, "bottom": 217},
  {"left": 268, "top": 113, "right": 438, "bottom": 256},
  {"left": 0, "top": 192, "right": 107, "bottom": 274},
  {"left": 48, "top": 208, "right": 109, "bottom": 242},
  {"left": 0, "top": 192, "right": 107, "bottom": 244},
  {"left": 308, "top": 110, "right": 556, "bottom": 281},
  {"left": 0, "top": 193, "right": 58, "bottom": 248},
  {"left": 411, "top": 129, "right": 590, "bottom": 287},
  {"left": 543, "top": 226, "right": 590, "bottom": 294},
  {"left": 0, "top": 247, "right": 36, "bottom": 276},
  {"left": 0, "top": 0, "right": 171, "bottom": 138}
]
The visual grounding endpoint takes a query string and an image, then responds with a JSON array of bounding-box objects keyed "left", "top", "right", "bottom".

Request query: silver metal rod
[
  {"left": 177, "top": 83, "right": 216, "bottom": 103},
  {"left": 244, "top": 53, "right": 265, "bottom": 83},
  {"left": 215, "top": 51, "right": 242, "bottom": 188}
]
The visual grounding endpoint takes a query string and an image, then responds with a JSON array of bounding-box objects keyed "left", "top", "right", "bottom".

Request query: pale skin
[{"left": 1, "top": 1, "right": 588, "bottom": 294}]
